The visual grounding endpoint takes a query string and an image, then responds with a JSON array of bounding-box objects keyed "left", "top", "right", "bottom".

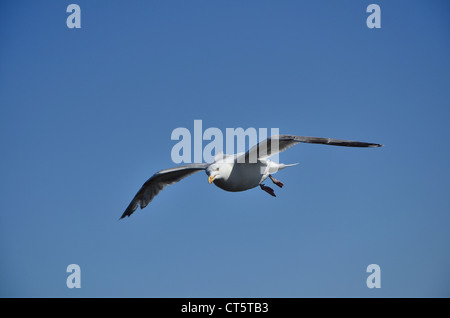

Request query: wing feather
[
  {"left": 239, "top": 135, "right": 382, "bottom": 163},
  {"left": 120, "top": 163, "right": 209, "bottom": 219}
]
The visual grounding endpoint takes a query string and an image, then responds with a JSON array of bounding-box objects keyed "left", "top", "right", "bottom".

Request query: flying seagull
[{"left": 120, "top": 135, "right": 382, "bottom": 219}]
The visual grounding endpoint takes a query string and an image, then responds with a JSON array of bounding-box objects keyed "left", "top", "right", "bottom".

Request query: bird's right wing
[
  {"left": 121, "top": 163, "right": 209, "bottom": 219},
  {"left": 238, "top": 135, "right": 382, "bottom": 163}
]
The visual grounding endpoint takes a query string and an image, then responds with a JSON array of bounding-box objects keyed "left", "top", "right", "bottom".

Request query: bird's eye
[{"left": 215, "top": 167, "right": 219, "bottom": 171}]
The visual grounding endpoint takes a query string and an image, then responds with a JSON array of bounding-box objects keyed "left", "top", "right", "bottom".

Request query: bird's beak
[{"left": 208, "top": 175, "right": 216, "bottom": 184}]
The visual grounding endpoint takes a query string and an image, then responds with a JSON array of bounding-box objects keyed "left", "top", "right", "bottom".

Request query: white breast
[{"left": 213, "top": 161, "right": 267, "bottom": 192}]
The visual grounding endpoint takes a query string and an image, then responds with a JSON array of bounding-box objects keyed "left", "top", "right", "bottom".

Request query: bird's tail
[{"left": 276, "top": 163, "right": 299, "bottom": 172}]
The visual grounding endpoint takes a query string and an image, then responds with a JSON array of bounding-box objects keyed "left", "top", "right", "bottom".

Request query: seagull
[{"left": 120, "top": 135, "right": 382, "bottom": 219}]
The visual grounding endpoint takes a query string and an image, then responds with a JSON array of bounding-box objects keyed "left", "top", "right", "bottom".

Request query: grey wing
[
  {"left": 120, "top": 163, "right": 209, "bottom": 219},
  {"left": 285, "top": 135, "right": 383, "bottom": 148},
  {"left": 238, "top": 135, "right": 383, "bottom": 163}
]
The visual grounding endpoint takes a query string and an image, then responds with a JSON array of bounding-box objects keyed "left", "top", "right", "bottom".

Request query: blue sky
[{"left": 0, "top": 0, "right": 449, "bottom": 297}]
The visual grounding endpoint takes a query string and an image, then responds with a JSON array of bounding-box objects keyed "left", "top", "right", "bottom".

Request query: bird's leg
[
  {"left": 269, "top": 174, "right": 284, "bottom": 188},
  {"left": 260, "top": 184, "right": 276, "bottom": 197}
]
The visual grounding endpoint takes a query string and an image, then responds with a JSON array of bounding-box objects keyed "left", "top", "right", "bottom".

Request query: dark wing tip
[
  {"left": 119, "top": 210, "right": 131, "bottom": 220},
  {"left": 119, "top": 213, "right": 129, "bottom": 220},
  {"left": 119, "top": 199, "right": 140, "bottom": 220},
  {"left": 347, "top": 141, "right": 383, "bottom": 148}
]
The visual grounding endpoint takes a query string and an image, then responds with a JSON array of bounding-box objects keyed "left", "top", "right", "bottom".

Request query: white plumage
[{"left": 121, "top": 134, "right": 382, "bottom": 219}]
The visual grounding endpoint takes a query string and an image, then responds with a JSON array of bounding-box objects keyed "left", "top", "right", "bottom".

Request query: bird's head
[{"left": 206, "top": 163, "right": 223, "bottom": 184}]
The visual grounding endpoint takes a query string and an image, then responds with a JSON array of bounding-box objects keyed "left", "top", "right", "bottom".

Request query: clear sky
[{"left": 1, "top": 0, "right": 449, "bottom": 297}]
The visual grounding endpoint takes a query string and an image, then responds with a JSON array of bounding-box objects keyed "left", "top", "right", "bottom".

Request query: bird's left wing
[
  {"left": 121, "top": 163, "right": 209, "bottom": 219},
  {"left": 238, "top": 135, "right": 382, "bottom": 163}
]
